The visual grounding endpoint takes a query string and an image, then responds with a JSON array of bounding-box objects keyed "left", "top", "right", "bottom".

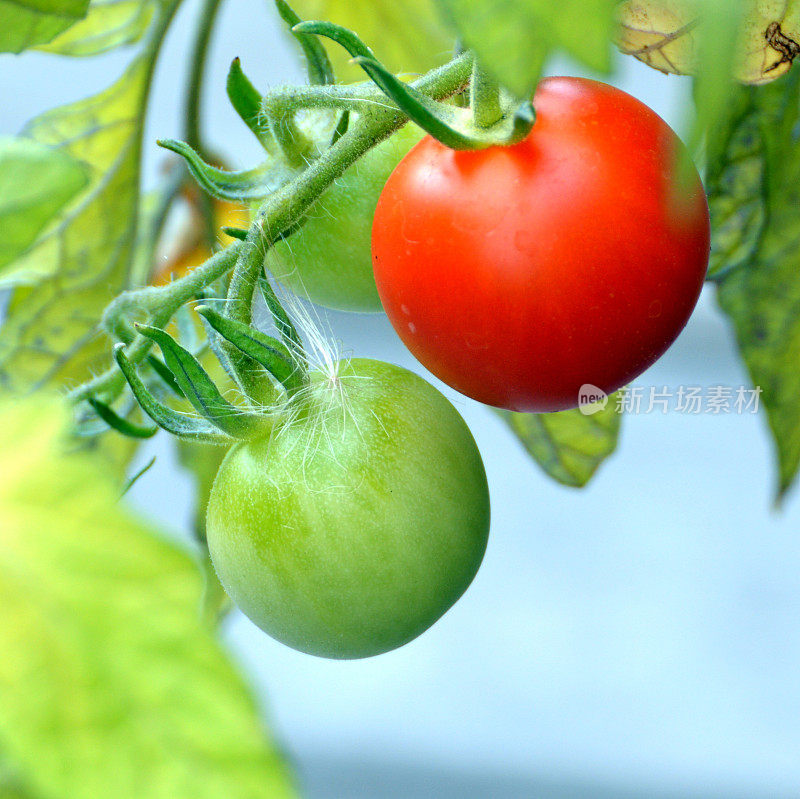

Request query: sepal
[
  {"left": 157, "top": 139, "right": 293, "bottom": 202},
  {"left": 226, "top": 58, "right": 273, "bottom": 150},
  {"left": 87, "top": 397, "right": 158, "bottom": 439},
  {"left": 196, "top": 306, "right": 307, "bottom": 395},
  {"left": 351, "top": 56, "right": 536, "bottom": 150},
  {"left": 113, "top": 345, "right": 235, "bottom": 445},
  {"left": 291, "top": 20, "right": 376, "bottom": 62},
  {"left": 294, "top": 20, "right": 536, "bottom": 150},
  {"left": 136, "top": 325, "right": 264, "bottom": 439},
  {"left": 146, "top": 354, "right": 186, "bottom": 398},
  {"left": 220, "top": 226, "right": 248, "bottom": 241},
  {"left": 275, "top": 0, "right": 335, "bottom": 86},
  {"left": 258, "top": 275, "right": 305, "bottom": 357}
]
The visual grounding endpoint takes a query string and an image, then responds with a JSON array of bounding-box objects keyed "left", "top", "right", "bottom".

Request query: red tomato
[{"left": 371, "top": 77, "right": 710, "bottom": 412}]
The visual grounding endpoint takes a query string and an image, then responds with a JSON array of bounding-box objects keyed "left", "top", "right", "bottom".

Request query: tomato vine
[{"left": 69, "top": 47, "right": 478, "bottom": 409}]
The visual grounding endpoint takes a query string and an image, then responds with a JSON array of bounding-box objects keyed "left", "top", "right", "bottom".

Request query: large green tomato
[
  {"left": 264, "top": 124, "right": 424, "bottom": 313},
  {"left": 206, "top": 358, "right": 490, "bottom": 659}
]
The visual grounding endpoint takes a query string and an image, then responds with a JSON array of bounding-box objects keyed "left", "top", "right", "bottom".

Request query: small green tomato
[
  {"left": 206, "top": 358, "right": 490, "bottom": 659},
  {"left": 264, "top": 125, "right": 424, "bottom": 313}
]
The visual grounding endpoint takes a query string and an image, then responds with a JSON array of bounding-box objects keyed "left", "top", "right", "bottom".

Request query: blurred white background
[{"left": 3, "top": 2, "right": 800, "bottom": 797}]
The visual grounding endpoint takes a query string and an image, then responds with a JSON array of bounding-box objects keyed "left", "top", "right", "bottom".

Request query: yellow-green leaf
[
  {"left": 0, "top": 22, "right": 163, "bottom": 393},
  {"left": 0, "top": 395, "right": 297, "bottom": 799},
  {"left": 0, "top": 0, "right": 89, "bottom": 52},
  {"left": 499, "top": 403, "right": 621, "bottom": 487},
  {"left": 38, "top": 0, "right": 155, "bottom": 56},
  {"left": 0, "top": 137, "right": 88, "bottom": 284},
  {"left": 288, "top": 0, "right": 453, "bottom": 80},
  {"left": 436, "top": 0, "right": 618, "bottom": 98}
]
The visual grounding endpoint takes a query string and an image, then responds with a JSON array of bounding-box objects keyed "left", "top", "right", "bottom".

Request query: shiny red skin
[{"left": 371, "top": 77, "right": 710, "bottom": 412}]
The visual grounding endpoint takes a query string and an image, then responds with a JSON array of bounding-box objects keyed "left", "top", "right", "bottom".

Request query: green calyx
[
  {"left": 112, "top": 344, "right": 235, "bottom": 445},
  {"left": 294, "top": 21, "right": 536, "bottom": 150},
  {"left": 95, "top": 270, "right": 314, "bottom": 444},
  {"left": 163, "top": 18, "right": 534, "bottom": 215},
  {"left": 195, "top": 306, "right": 308, "bottom": 397},
  {"left": 351, "top": 55, "right": 535, "bottom": 149},
  {"left": 135, "top": 324, "right": 265, "bottom": 439}
]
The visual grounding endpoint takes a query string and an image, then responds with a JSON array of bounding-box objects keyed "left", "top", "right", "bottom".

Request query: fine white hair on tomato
[
  {"left": 258, "top": 230, "right": 341, "bottom": 376},
  {"left": 251, "top": 265, "right": 344, "bottom": 386},
  {"left": 270, "top": 370, "right": 371, "bottom": 500}
]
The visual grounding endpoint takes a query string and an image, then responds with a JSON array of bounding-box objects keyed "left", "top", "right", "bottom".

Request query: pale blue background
[{"left": 3, "top": 2, "right": 800, "bottom": 797}]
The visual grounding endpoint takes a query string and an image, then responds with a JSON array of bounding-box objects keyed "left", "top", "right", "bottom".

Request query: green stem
[
  {"left": 70, "top": 244, "right": 243, "bottom": 404},
  {"left": 265, "top": 82, "right": 375, "bottom": 114},
  {"left": 186, "top": 0, "right": 225, "bottom": 246},
  {"left": 129, "top": 161, "right": 185, "bottom": 287},
  {"left": 470, "top": 61, "right": 502, "bottom": 128},
  {"left": 186, "top": 0, "right": 224, "bottom": 155},
  {"left": 219, "top": 239, "right": 272, "bottom": 398},
  {"left": 264, "top": 109, "right": 314, "bottom": 167},
  {"left": 116, "top": 1, "right": 184, "bottom": 289}
]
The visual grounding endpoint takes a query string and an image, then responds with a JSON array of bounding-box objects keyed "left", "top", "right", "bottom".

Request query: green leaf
[
  {"left": 0, "top": 137, "right": 88, "bottom": 285},
  {"left": 0, "top": 0, "right": 89, "bottom": 53},
  {"left": 617, "top": 1, "right": 786, "bottom": 157},
  {"left": 706, "top": 66, "right": 800, "bottom": 499},
  {"left": 37, "top": 0, "right": 155, "bottom": 56},
  {"left": 704, "top": 86, "right": 766, "bottom": 281},
  {"left": 288, "top": 0, "right": 453, "bottom": 80},
  {"left": 688, "top": 0, "right": 749, "bottom": 156},
  {"left": 435, "top": 0, "right": 618, "bottom": 98},
  {"left": 617, "top": 0, "right": 800, "bottom": 86},
  {"left": 499, "top": 403, "right": 621, "bottom": 488},
  {"left": 0, "top": 396, "right": 296, "bottom": 799},
  {"left": 0, "top": 11, "right": 172, "bottom": 394}
]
